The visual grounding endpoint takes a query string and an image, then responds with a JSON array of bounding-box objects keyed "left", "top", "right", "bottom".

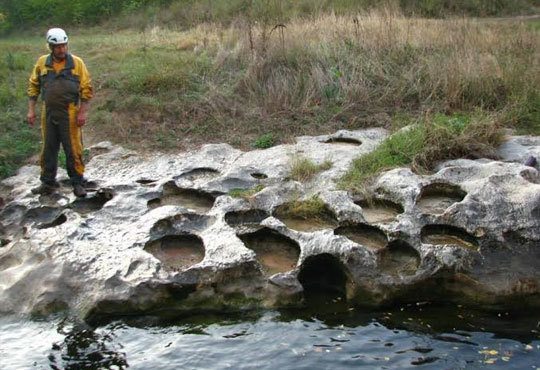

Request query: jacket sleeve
[
  {"left": 27, "top": 60, "right": 41, "bottom": 100},
  {"left": 77, "top": 59, "right": 93, "bottom": 102}
]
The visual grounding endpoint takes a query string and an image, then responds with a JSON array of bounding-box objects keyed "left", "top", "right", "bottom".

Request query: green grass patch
[
  {"left": 0, "top": 119, "right": 39, "bottom": 178},
  {"left": 252, "top": 133, "right": 275, "bottom": 149},
  {"left": 339, "top": 113, "right": 505, "bottom": 192},
  {"left": 289, "top": 155, "right": 332, "bottom": 182},
  {"left": 0, "top": 40, "right": 41, "bottom": 178},
  {"left": 526, "top": 19, "right": 540, "bottom": 32},
  {"left": 229, "top": 184, "right": 265, "bottom": 199},
  {"left": 274, "top": 196, "right": 329, "bottom": 220},
  {"left": 339, "top": 124, "right": 426, "bottom": 189},
  {"left": 503, "top": 91, "right": 540, "bottom": 135}
]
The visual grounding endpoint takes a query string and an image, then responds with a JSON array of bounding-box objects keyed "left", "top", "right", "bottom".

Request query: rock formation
[{"left": 0, "top": 130, "right": 538, "bottom": 319}]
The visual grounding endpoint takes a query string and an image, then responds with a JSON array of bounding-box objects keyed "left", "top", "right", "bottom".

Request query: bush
[
  {"left": 0, "top": 0, "right": 171, "bottom": 33},
  {"left": 399, "top": 0, "right": 536, "bottom": 17},
  {"left": 252, "top": 133, "right": 275, "bottom": 149}
]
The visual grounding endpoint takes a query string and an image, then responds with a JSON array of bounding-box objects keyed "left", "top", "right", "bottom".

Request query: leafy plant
[{"left": 252, "top": 133, "right": 275, "bottom": 149}]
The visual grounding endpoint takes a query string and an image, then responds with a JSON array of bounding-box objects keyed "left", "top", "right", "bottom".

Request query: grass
[
  {"left": 289, "top": 155, "right": 332, "bottom": 182},
  {"left": 339, "top": 113, "right": 506, "bottom": 192},
  {"left": 0, "top": 122, "right": 39, "bottom": 178},
  {"left": 229, "top": 185, "right": 265, "bottom": 199},
  {"left": 274, "top": 196, "right": 330, "bottom": 220},
  {"left": 0, "top": 8, "right": 538, "bottom": 179},
  {"left": 0, "top": 45, "right": 41, "bottom": 178}
]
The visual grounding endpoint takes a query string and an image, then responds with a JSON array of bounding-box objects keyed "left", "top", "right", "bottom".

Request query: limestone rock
[{"left": 0, "top": 129, "right": 539, "bottom": 319}]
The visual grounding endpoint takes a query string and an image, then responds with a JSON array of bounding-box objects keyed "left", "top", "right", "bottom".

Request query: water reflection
[
  {"left": 0, "top": 302, "right": 538, "bottom": 370},
  {"left": 47, "top": 320, "right": 128, "bottom": 370}
]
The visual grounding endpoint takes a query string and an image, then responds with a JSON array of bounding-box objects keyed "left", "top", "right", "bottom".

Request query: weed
[
  {"left": 252, "top": 133, "right": 275, "bottom": 149},
  {"left": 229, "top": 184, "right": 265, "bottom": 199},
  {"left": 527, "top": 19, "right": 540, "bottom": 32},
  {"left": 58, "top": 151, "right": 66, "bottom": 169},
  {"left": 503, "top": 91, "right": 540, "bottom": 135},
  {"left": 4, "top": 52, "right": 30, "bottom": 71},
  {"left": 274, "top": 196, "right": 331, "bottom": 221},
  {"left": 289, "top": 155, "right": 332, "bottom": 182}
]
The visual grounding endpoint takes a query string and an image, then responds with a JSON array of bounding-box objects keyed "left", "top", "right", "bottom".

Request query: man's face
[{"left": 51, "top": 43, "right": 68, "bottom": 61}]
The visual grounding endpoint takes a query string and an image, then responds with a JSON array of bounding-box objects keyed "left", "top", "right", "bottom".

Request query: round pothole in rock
[
  {"left": 324, "top": 137, "right": 362, "bottom": 146},
  {"left": 23, "top": 206, "right": 64, "bottom": 226},
  {"left": 0, "top": 254, "right": 21, "bottom": 272},
  {"left": 378, "top": 240, "right": 420, "bottom": 277},
  {"left": 298, "top": 253, "right": 349, "bottom": 302},
  {"left": 144, "top": 234, "right": 205, "bottom": 271},
  {"left": 177, "top": 168, "right": 219, "bottom": 182},
  {"left": 37, "top": 214, "right": 67, "bottom": 229},
  {"left": 136, "top": 179, "right": 157, "bottom": 186},
  {"left": 502, "top": 230, "right": 537, "bottom": 249},
  {"left": 38, "top": 192, "right": 70, "bottom": 207},
  {"left": 355, "top": 199, "right": 404, "bottom": 223},
  {"left": 251, "top": 172, "right": 268, "bottom": 180},
  {"left": 416, "top": 183, "right": 466, "bottom": 215},
  {"left": 225, "top": 209, "right": 270, "bottom": 233},
  {"left": 239, "top": 228, "right": 300, "bottom": 276},
  {"left": 273, "top": 200, "right": 338, "bottom": 232},
  {"left": 1, "top": 204, "right": 26, "bottom": 224},
  {"left": 334, "top": 223, "right": 388, "bottom": 250},
  {"left": 148, "top": 182, "right": 215, "bottom": 213},
  {"left": 150, "top": 213, "right": 214, "bottom": 237},
  {"left": 421, "top": 224, "right": 479, "bottom": 251},
  {"left": 70, "top": 190, "right": 114, "bottom": 215}
]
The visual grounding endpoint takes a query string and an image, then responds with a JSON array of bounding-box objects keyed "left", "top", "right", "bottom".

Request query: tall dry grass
[
  {"left": 230, "top": 10, "right": 538, "bottom": 114},
  {"left": 85, "top": 10, "right": 537, "bottom": 150}
]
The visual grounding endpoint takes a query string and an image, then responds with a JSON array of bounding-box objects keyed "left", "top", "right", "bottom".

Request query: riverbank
[{"left": 1, "top": 11, "right": 538, "bottom": 181}]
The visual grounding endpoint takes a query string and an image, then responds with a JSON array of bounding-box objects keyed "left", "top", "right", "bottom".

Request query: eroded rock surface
[{"left": 0, "top": 130, "right": 539, "bottom": 319}]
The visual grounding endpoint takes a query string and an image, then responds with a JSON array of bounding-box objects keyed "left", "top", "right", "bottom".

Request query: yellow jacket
[{"left": 27, "top": 53, "right": 93, "bottom": 103}]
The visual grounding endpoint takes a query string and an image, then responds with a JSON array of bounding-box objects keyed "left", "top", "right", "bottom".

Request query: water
[
  {"left": 276, "top": 217, "right": 336, "bottom": 232},
  {"left": 1, "top": 302, "right": 539, "bottom": 370}
]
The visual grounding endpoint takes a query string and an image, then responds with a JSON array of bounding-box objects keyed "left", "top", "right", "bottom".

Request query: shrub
[{"left": 252, "top": 133, "right": 275, "bottom": 149}]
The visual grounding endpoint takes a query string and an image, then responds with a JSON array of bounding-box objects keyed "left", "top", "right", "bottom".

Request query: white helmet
[{"left": 46, "top": 28, "right": 68, "bottom": 45}]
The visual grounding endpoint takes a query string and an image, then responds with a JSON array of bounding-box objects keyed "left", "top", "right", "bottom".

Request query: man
[{"left": 27, "top": 28, "right": 93, "bottom": 197}]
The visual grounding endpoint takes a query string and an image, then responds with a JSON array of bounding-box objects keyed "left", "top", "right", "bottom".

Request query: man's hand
[
  {"left": 77, "top": 102, "right": 89, "bottom": 127},
  {"left": 27, "top": 99, "right": 37, "bottom": 126},
  {"left": 77, "top": 111, "right": 87, "bottom": 127},
  {"left": 27, "top": 111, "right": 36, "bottom": 126}
]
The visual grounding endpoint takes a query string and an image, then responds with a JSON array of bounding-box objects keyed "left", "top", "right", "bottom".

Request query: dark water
[{"left": 1, "top": 302, "right": 539, "bottom": 370}]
